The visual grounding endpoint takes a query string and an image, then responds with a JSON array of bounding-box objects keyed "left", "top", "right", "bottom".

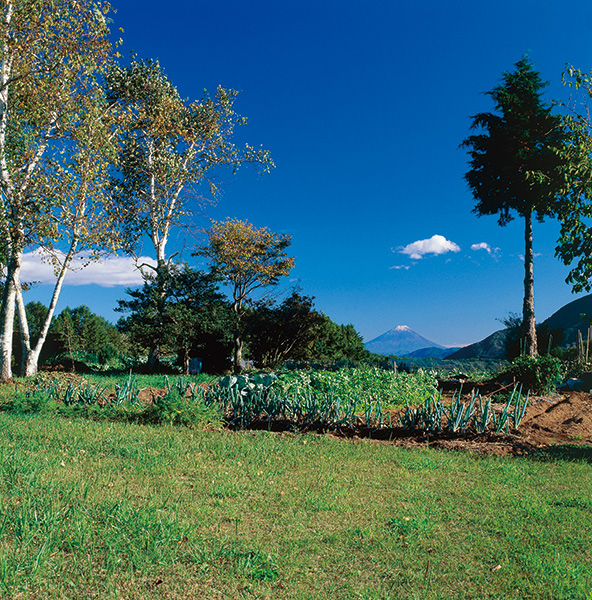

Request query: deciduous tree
[
  {"left": 246, "top": 292, "right": 324, "bottom": 369},
  {"left": 197, "top": 218, "right": 295, "bottom": 372},
  {"left": 105, "top": 58, "right": 273, "bottom": 367},
  {"left": 462, "top": 57, "right": 568, "bottom": 357},
  {"left": 0, "top": 0, "right": 118, "bottom": 378},
  {"left": 553, "top": 66, "right": 592, "bottom": 292},
  {"left": 310, "top": 316, "right": 368, "bottom": 363}
]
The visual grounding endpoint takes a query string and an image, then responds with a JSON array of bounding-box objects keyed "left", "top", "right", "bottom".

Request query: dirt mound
[
  {"left": 309, "top": 390, "right": 592, "bottom": 458},
  {"left": 400, "top": 391, "right": 592, "bottom": 458},
  {"left": 520, "top": 392, "right": 592, "bottom": 445}
]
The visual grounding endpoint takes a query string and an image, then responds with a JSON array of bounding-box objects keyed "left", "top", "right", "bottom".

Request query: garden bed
[{"left": 237, "top": 390, "right": 592, "bottom": 458}]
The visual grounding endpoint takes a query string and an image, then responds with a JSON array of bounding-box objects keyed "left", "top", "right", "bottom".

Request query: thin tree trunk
[
  {"left": 15, "top": 282, "right": 31, "bottom": 375},
  {"left": 0, "top": 247, "right": 22, "bottom": 379},
  {"left": 146, "top": 257, "right": 168, "bottom": 373},
  {"left": 233, "top": 332, "right": 243, "bottom": 374},
  {"left": 20, "top": 243, "right": 79, "bottom": 377},
  {"left": 523, "top": 210, "right": 538, "bottom": 357},
  {"left": 232, "top": 297, "right": 243, "bottom": 374}
]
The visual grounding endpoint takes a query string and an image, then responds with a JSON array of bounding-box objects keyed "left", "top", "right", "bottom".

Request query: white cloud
[
  {"left": 389, "top": 265, "right": 411, "bottom": 270},
  {"left": 399, "top": 234, "right": 460, "bottom": 260},
  {"left": 21, "top": 250, "right": 156, "bottom": 287},
  {"left": 471, "top": 242, "right": 501, "bottom": 256}
]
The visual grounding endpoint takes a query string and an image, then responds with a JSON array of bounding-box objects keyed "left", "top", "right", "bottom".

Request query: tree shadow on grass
[{"left": 533, "top": 444, "right": 592, "bottom": 463}]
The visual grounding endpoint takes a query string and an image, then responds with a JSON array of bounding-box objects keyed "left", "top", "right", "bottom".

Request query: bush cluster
[
  {"left": 504, "top": 354, "right": 564, "bottom": 395},
  {"left": 2, "top": 385, "right": 222, "bottom": 429}
]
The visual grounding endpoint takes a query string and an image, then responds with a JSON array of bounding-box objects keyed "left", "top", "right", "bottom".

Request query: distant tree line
[{"left": 14, "top": 283, "right": 369, "bottom": 375}]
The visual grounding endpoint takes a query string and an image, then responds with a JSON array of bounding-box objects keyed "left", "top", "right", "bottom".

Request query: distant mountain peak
[{"left": 365, "top": 325, "right": 444, "bottom": 356}]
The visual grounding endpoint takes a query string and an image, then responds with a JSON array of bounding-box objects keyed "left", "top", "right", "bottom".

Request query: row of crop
[
  {"left": 209, "top": 373, "right": 528, "bottom": 434},
  {"left": 398, "top": 387, "right": 529, "bottom": 435},
  {"left": 2, "top": 370, "right": 529, "bottom": 436}
]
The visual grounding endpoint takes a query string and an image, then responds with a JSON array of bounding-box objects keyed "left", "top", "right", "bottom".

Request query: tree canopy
[
  {"left": 0, "top": 0, "right": 120, "bottom": 378},
  {"left": 106, "top": 58, "right": 274, "bottom": 270},
  {"left": 197, "top": 218, "right": 295, "bottom": 372},
  {"left": 116, "top": 264, "right": 232, "bottom": 373},
  {"left": 462, "top": 57, "right": 568, "bottom": 356},
  {"left": 554, "top": 66, "right": 592, "bottom": 292}
]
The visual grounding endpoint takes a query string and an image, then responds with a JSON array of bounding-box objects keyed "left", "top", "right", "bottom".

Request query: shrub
[
  {"left": 138, "top": 389, "right": 222, "bottom": 427},
  {"left": 504, "top": 354, "right": 564, "bottom": 395},
  {"left": 8, "top": 391, "right": 58, "bottom": 415}
]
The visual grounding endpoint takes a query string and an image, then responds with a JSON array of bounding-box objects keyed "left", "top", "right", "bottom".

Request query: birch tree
[
  {"left": 106, "top": 59, "right": 274, "bottom": 270},
  {"left": 16, "top": 87, "right": 122, "bottom": 376},
  {"left": 106, "top": 59, "right": 274, "bottom": 368},
  {"left": 0, "top": 0, "right": 116, "bottom": 378}
]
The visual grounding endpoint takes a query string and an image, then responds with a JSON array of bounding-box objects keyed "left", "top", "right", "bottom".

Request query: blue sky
[{"left": 23, "top": 0, "right": 592, "bottom": 346}]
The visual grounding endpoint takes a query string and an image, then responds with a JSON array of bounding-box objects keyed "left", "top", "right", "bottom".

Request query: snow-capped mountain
[{"left": 364, "top": 325, "right": 445, "bottom": 356}]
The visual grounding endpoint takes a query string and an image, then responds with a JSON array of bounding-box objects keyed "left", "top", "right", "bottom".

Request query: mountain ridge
[
  {"left": 447, "top": 294, "right": 592, "bottom": 360},
  {"left": 365, "top": 325, "right": 446, "bottom": 356}
]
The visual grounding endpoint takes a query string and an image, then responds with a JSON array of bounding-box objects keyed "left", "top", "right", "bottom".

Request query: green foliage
[
  {"left": 206, "top": 367, "right": 438, "bottom": 429},
  {"left": 117, "top": 263, "right": 233, "bottom": 374},
  {"left": 51, "top": 305, "right": 126, "bottom": 366},
  {"left": 246, "top": 292, "right": 369, "bottom": 368},
  {"left": 0, "top": 375, "right": 221, "bottom": 429},
  {"left": 219, "top": 373, "right": 279, "bottom": 396},
  {"left": 0, "top": 0, "right": 120, "bottom": 380},
  {"left": 309, "top": 316, "right": 369, "bottom": 363},
  {"left": 274, "top": 366, "right": 437, "bottom": 407},
  {"left": 555, "top": 66, "right": 592, "bottom": 292},
  {"left": 7, "top": 391, "right": 59, "bottom": 415},
  {"left": 106, "top": 60, "right": 274, "bottom": 257},
  {"left": 391, "top": 357, "right": 505, "bottom": 381},
  {"left": 462, "top": 56, "right": 569, "bottom": 357},
  {"left": 398, "top": 386, "right": 529, "bottom": 434},
  {"left": 505, "top": 354, "right": 564, "bottom": 394},
  {"left": 462, "top": 56, "right": 567, "bottom": 225},
  {"left": 246, "top": 292, "right": 324, "bottom": 368},
  {"left": 139, "top": 389, "right": 222, "bottom": 427},
  {"left": 197, "top": 218, "right": 294, "bottom": 373}
]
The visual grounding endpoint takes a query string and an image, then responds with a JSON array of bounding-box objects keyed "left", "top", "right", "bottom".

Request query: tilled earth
[{"left": 370, "top": 390, "right": 592, "bottom": 458}]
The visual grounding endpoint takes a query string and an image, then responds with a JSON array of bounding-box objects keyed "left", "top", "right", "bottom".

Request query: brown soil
[
  {"left": 146, "top": 380, "right": 592, "bottom": 458},
  {"left": 250, "top": 389, "right": 592, "bottom": 459},
  {"left": 519, "top": 391, "right": 592, "bottom": 445},
  {"left": 353, "top": 391, "right": 592, "bottom": 458}
]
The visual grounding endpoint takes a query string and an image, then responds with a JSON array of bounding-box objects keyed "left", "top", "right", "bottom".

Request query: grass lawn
[{"left": 0, "top": 413, "right": 591, "bottom": 599}]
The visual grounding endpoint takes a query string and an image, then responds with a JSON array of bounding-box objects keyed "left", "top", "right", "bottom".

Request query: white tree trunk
[
  {"left": 18, "top": 234, "right": 81, "bottom": 377},
  {"left": 0, "top": 247, "right": 22, "bottom": 379}
]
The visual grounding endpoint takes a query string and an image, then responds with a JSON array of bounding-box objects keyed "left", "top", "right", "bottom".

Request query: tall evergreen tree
[{"left": 462, "top": 57, "right": 568, "bottom": 356}]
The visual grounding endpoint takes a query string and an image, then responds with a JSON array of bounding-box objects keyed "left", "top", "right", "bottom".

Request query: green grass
[{"left": 0, "top": 413, "right": 591, "bottom": 599}]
